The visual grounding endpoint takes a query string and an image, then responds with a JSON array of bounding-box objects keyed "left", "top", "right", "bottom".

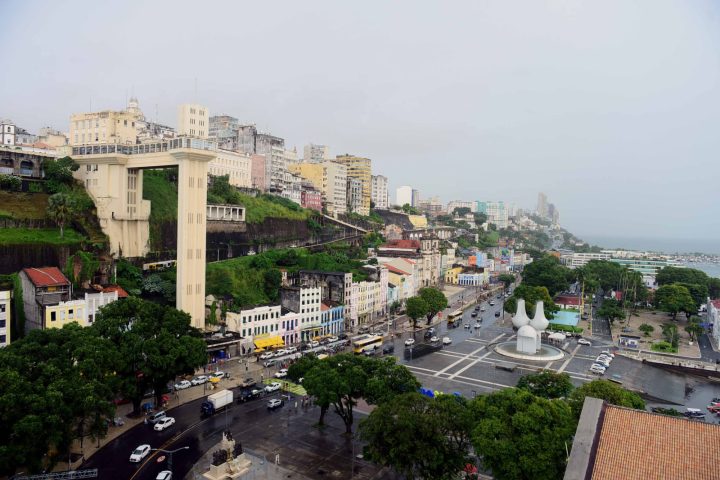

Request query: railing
[{"left": 72, "top": 137, "right": 215, "bottom": 156}]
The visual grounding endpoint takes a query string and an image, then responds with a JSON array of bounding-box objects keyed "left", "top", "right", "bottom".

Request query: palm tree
[{"left": 47, "top": 193, "right": 73, "bottom": 238}]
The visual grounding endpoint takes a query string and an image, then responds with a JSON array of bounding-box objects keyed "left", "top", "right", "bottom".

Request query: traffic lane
[
  {"left": 134, "top": 393, "right": 285, "bottom": 480},
  {"left": 698, "top": 334, "right": 720, "bottom": 362}
]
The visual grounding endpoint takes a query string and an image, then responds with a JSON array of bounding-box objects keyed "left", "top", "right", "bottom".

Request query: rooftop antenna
[{"left": 194, "top": 77, "right": 198, "bottom": 103}]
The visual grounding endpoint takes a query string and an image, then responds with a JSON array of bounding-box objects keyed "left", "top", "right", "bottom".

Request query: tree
[
  {"left": 638, "top": 323, "right": 654, "bottom": 336},
  {"left": 675, "top": 282, "right": 708, "bottom": 310},
  {"left": 520, "top": 255, "right": 574, "bottom": 296},
  {"left": 498, "top": 273, "right": 516, "bottom": 290},
  {"left": 656, "top": 266, "right": 709, "bottom": 287},
  {"left": 597, "top": 299, "right": 625, "bottom": 325},
  {"left": 568, "top": 380, "right": 645, "bottom": 418},
  {"left": 360, "top": 393, "right": 472, "bottom": 480},
  {"left": 42, "top": 156, "right": 79, "bottom": 193},
  {"left": 709, "top": 278, "right": 720, "bottom": 300},
  {"left": 208, "top": 301, "right": 218, "bottom": 325},
  {"left": 47, "top": 192, "right": 75, "bottom": 238},
  {"left": 453, "top": 207, "right": 471, "bottom": 217},
  {"left": 473, "top": 212, "right": 488, "bottom": 225},
  {"left": 301, "top": 354, "right": 419, "bottom": 434},
  {"left": 470, "top": 388, "right": 576, "bottom": 480},
  {"left": 263, "top": 269, "right": 282, "bottom": 301},
  {"left": 516, "top": 371, "right": 573, "bottom": 399},
  {"left": 406, "top": 296, "right": 429, "bottom": 330},
  {"left": 655, "top": 284, "right": 696, "bottom": 320},
  {"left": 504, "top": 285, "right": 558, "bottom": 319},
  {"left": 419, "top": 287, "right": 449, "bottom": 325},
  {"left": 92, "top": 297, "right": 207, "bottom": 413},
  {"left": 661, "top": 323, "right": 680, "bottom": 348},
  {"left": 685, "top": 317, "right": 705, "bottom": 342}
]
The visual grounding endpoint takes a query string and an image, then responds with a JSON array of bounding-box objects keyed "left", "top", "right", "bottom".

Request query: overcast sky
[{"left": 2, "top": 0, "right": 720, "bottom": 243}]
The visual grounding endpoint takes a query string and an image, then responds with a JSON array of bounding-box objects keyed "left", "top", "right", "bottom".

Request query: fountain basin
[{"left": 494, "top": 341, "right": 565, "bottom": 362}]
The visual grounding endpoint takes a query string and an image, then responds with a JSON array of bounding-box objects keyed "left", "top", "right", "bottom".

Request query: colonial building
[
  {"left": 377, "top": 236, "right": 441, "bottom": 288},
  {"left": 19, "top": 267, "right": 72, "bottom": 333}
]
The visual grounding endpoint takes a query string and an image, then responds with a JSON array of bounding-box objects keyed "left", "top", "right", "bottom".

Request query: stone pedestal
[{"left": 202, "top": 453, "right": 252, "bottom": 480}]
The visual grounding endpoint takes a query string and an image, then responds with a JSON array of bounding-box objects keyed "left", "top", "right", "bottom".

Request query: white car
[
  {"left": 264, "top": 382, "right": 282, "bottom": 393},
  {"left": 442, "top": 337, "right": 452, "bottom": 345},
  {"left": 309, "top": 341, "right": 320, "bottom": 348},
  {"left": 209, "top": 371, "right": 226, "bottom": 380},
  {"left": 601, "top": 350, "right": 615, "bottom": 358},
  {"left": 156, "top": 471, "right": 172, "bottom": 480},
  {"left": 274, "top": 369, "right": 288, "bottom": 378},
  {"left": 286, "top": 346, "right": 298, "bottom": 354},
  {"left": 430, "top": 336, "right": 439, "bottom": 343},
  {"left": 480, "top": 307, "right": 486, "bottom": 312},
  {"left": 590, "top": 365, "right": 606, "bottom": 375},
  {"left": 489, "top": 302, "right": 495, "bottom": 306},
  {"left": 153, "top": 416, "right": 176, "bottom": 431},
  {"left": 327, "top": 336, "right": 339, "bottom": 343},
  {"left": 273, "top": 349, "right": 287, "bottom": 357},
  {"left": 259, "top": 352, "right": 274, "bottom": 360},
  {"left": 129, "top": 444, "right": 151, "bottom": 462},
  {"left": 267, "top": 398, "right": 284, "bottom": 410},
  {"left": 191, "top": 375, "right": 208, "bottom": 386},
  {"left": 173, "top": 380, "right": 191, "bottom": 390},
  {"left": 404, "top": 338, "right": 415, "bottom": 346},
  {"left": 578, "top": 339, "right": 592, "bottom": 346}
]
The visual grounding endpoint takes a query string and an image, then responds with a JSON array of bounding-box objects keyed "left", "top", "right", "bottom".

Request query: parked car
[
  {"left": 209, "top": 371, "right": 226, "bottom": 381},
  {"left": 153, "top": 416, "right": 176, "bottom": 431},
  {"left": 601, "top": 350, "right": 615, "bottom": 358},
  {"left": 129, "top": 444, "right": 151, "bottom": 462},
  {"left": 264, "top": 382, "right": 281, "bottom": 393},
  {"left": 174, "top": 380, "right": 192, "bottom": 390},
  {"left": 404, "top": 338, "right": 415, "bottom": 346},
  {"left": 267, "top": 398, "right": 284, "bottom": 410},
  {"left": 442, "top": 337, "right": 452, "bottom": 345},
  {"left": 263, "top": 359, "right": 277, "bottom": 368},
  {"left": 156, "top": 471, "right": 172, "bottom": 480},
  {"left": 286, "top": 346, "right": 297, "bottom": 354},
  {"left": 685, "top": 408, "right": 706, "bottom": 418},
  {"left": 327, "top": 336, "right": 339, "bottom": 343},
  {"left": 273, "top": 349, "right": 287, "bottom": 357},
  {"left": 480, "top": 306, "right": 486, "bottom": 312},
  {"left": 238, "top": 388, "right": 263, "bottom": 403},
  {"left": 589, "top": 365, "right": 606, "bottom": 375},
  {"left": 464, "top": 323, "right": 471, "bottom": 329},
  {"left": 578, "top": 339, "right": 592, "bottom": 346},
  {"left": 274, "top": 369, "right": 288, "bottom": 378},
  {"left": 259, "top": 352, "right": 274, "bottom": 360},
  {"left": 382, "top": 343, "right": 395, "bottom": 354},
  {"left": 471, "top": 312, "right": 478, "bottom": 318},
  {"left": 191, "top": 375, "right": 208, "bottom": 386},
  {"left": 147, "top": 411, "right": 167, "bottom": 425},
  {"left": 309, "top": 340, "right": 320, "bottom": 348},
  {"left": 494, "top": 311, "right": 501, "bottom": 317},
  {"left": 490, "top": 301, "right": 496, "bottom": 306},
  {"left": 240, "top": 378, "right": 256, "bottom": 388},
  {"left": 430, "top": 336, "right": 439, "bottom": 343}
]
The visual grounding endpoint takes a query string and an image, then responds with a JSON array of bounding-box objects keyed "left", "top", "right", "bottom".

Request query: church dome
[
  {"left": 512, "top": 299, "right": 530, "bottom": 328},
  {"left": 517, "top": 324, "right": 536, "bottom": 338},
  {"left": 530, "top": 301, "right": 549, "bottom": 331}
]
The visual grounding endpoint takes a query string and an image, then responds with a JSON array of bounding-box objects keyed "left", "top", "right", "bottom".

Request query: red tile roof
[
  {"left": 102, "top": 285, "right": 129, "bottom": 298},
  {"left": 554, "top": 295, "right": 581, "bottom": 306},
  {"left": 385, "top": 264, "right": 411, "bottom": 275},
  {"left": 22, "top": 267, "right": 70, "bottom": 288},
  {"left": 590, "top": 405, "right": 720, "bottom": 480},
  {"left": 379, "top": 239, "right": 420, "bottom": 250}
]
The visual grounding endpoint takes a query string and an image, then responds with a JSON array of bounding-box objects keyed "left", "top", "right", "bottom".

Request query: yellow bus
[
  {"left": 352, "top": 334, "right": 383, "bottom": 354},
  {"left": 448, "top": 310, "right": 463, "bottom": 322}
]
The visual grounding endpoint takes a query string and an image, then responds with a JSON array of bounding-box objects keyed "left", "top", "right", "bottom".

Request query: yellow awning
[{"left": 254, "top": 336, "right": 285, "bottom": 349}]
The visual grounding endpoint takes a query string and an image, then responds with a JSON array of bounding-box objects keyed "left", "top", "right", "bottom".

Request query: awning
[{"left": 254, "top": 336, "right": 285, "bottom": 350}]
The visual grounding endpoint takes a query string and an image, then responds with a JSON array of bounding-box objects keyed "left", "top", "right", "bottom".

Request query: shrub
[
  {"left": 0, "top": 174, "right": 21, "bottom": 191},
  {"left": 651, "top": 341, "right": 676, "bottom": 353}
]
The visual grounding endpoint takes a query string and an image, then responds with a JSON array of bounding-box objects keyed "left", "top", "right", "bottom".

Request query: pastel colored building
[
  {"left": 20, "top": 267, "right": 72, "bottom": 333},
  {"left": 45, "top": 300, "right": 87, "bottom": 329},
  {"left": 0, "top": 289, "right": 11, "bottom": 347}
]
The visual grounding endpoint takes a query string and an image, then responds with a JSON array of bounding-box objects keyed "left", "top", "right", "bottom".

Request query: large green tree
[
  {"left": 419, "top": 287, "right": 448, "bottom": 324},
  {"left": 470, "top": 388, "right": 576, "bottom": 480},
  {"left": 406, "top": 296, "right": 429, "bottom": 330},
  {"left": 568, "top": 380, "right": 645, "bottom": 418},
  {"left": 504, "top": 285, "right": 558, "bottom": 319},
  {"left": 516, "top": 371, "right": 573, "bottom": 399},
  {"left": 498, "top": 273, "right": 516, "bottom": 290},
  {"left": 708, "top": 278, "right": 720, "bottom": 300},
  {"left": 300, "top": 354, "right": 419, "bottom": 433},
  {"left": 656, "top": 266, "right": 709, "bottom": 287},
  {"left": 675, "top": 282, "right": 708, "bottom": 310},
  {"left": 597, "top": 298, "right": 625, "bottom": 324},
  {"left": 360, "top": 393, "right": 473, "bottom": 480},
  {"left": 520, "top": 255, "right": 574, "bottom": 296},
  {"left": 42, "top": 156, "right": 79, "bottom": 193},
  {"left": 655, "top": 284, "right": 696, "bottom": 320},
  {"left": 47, "top": 192, "right": 75, "bottom": 238},
  {"left": 92, "top": 297, "right": 207, "bottom": 413}
]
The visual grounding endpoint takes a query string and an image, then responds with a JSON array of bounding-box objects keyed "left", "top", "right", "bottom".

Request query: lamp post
[{"left": 152, "top": 446, "right": 190, "bottom": 477}]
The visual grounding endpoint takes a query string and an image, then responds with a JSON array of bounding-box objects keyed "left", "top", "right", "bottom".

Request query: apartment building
[
  {"left": 209, "top": 149, "right": 252, "bottom": 188},
  {"left": 476, "top": 201, "right": 508, "bottom": 229},
  {"left": 0, "top": 289, "right": 10, "bottom": 347},
  {"left": 322, "top": 161, "right": 347, "bottom": 216},
  {"left": 335, "top": 154, "right": 371, "bottom": 215},
  {"left": 347, "top": 178, "right": 363, "bottom": 214},
  {"left": 177, "top": 104, "right": 208, "bottom": 138},
  {"left": 70, "top": 108, "right": 140, "bottom": 145},
  {"left": 226, "top": 305, "right": 285, "bottom": 355},
  {"left": 19, "top": 267, "right": 72, "bottom": 333},
  {"left": 396, "top": 186, "right": 414, "bottom": 207},
  {"left": 303, "top": 143, "right": 330, "bottom": 163},
  {"left": 371, "top": 174, "right": 389, "bottom": 210}
]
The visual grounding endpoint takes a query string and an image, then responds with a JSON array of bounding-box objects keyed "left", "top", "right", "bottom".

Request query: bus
[
  {"left": 447, "top": 310, "right": 463, "bottom": 323},
  {"left": 352, "top": 334, "right": 383, "bottom": 354},
  {"left": 142, "top": 260, "right": 177, "bottom": 272}
]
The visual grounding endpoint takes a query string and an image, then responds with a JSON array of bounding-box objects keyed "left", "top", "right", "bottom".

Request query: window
[
  {"left": 51, "top": 311, "right": 56, "bottom": 322},
  {"left": 0, "top": 335, "right": 5, "bottom": 344},
  {"left": 124, "top": 120, "right": 127, "bottom": 126},
  {"left": 0, "top": 319, "right": 5, "bottom": 328}
]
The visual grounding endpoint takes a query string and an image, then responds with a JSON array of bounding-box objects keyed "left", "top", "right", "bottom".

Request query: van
[{"left": 147, "top": 411, "right": 167, "bottom": 425}]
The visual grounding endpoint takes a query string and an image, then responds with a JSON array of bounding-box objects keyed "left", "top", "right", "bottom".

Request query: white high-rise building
[
  {"left": 323, "top": 161, "right": 347, "bottom": 216},
  {"left": 371, "top": 175, "right": 389, "bottom": 210},
  {"left": 177, "top": 104, "right": 209, "bottom": 138},
  {"left": 396, "top": 185, "right": 413, "bottom": 207},
  {"left": 303, "top": 143, "right": 330, "bottom": 163}
]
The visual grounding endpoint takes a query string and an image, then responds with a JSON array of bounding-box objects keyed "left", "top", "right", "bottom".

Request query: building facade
[
  {"left": 371, "top": 174, "right": 389, "bottom": 210},
  {"left": 70, "top": 108, "right": 140, "bottom": 146},
  {"left": 476, "top": 201, "right": 508, "bottom": 229},
  {"left": 335, "top": 154, "right": 371, "bottom": 215},
  {"left": 303, "top": 143, "right": 330, "bottom": 163},
  {"left": 347, "top": 177, "right": 363, "bottom": 214},
  {"left": 395, "top": 185, "right": 413, "bottom": 207},
  {"left": 0, "top": 289, "right": 10, "bottom": 347},
  {"left": 19, "top": 267, "right": 72, "bottom": 333},
  {"left": 209, "top": 149, "right": 252, "bottom": 188},
  {"left": 1, "top": 121, "right": 16, "bottom": 146},
  {"left": 250, "top": 154, "right": 267, "bottom": 191},
  {"left": 322, "top": 161, "right": 347, "bottom": 216},
  {"left": 177, "top": 104, "right": 208, "bottom": 138}
]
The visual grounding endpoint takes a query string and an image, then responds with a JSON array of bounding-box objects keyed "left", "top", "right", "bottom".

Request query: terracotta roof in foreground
[
  {"left": 590, "top": 405, "right": 720, "bottom": 480},
  {"left": 22, "top": 267, "right": 70, "bottom": 288}
]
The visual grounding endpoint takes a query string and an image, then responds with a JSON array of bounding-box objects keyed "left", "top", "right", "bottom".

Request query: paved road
[{"left": 698, "top": 334, "right": 720, "bottom": 362}]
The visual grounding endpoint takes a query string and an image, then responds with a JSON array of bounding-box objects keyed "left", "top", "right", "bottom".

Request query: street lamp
[{"left": 152, "top": 446, "right": 190, "bottom": 477}]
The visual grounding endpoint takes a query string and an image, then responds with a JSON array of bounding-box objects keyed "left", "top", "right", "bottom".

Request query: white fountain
[{"left": 494, "top": 299, "right": 564, "bottom": 361}]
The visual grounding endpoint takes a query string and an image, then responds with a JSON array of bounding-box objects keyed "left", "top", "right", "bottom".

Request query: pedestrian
[
  {"left": 245, "top": 364, "right": 249, "bottom": 372},
  {"left": 295, "top": 401, "right": 298, "bottom": 411}
]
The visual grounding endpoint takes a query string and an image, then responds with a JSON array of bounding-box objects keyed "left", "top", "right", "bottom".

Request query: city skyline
[{"left": 2, "top": 0, "right": 720, "bottom": 242}]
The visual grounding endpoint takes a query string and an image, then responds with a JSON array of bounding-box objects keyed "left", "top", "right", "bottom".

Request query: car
[
  {"left": 494, "top": 311, "right": 501, "bottom": 317},
  {"left": 129, "top": 444, "right": 151, "bottom": 462},
  {"left": 173, "top": 380, "right": 192, "bottom": 390},
  {"left": 273, "top": 349, "right": 287, "bottom": 357},
  {"left": 595, "top": 359, "right": 611, "bottom": 367},
  {"left": 464, "top": 323, "right": 470, "bottom": 329},
  {"left": 589, "top": 366, "right": 605, "bottom": 375},
  {"left": 363, "top": 348, "right": 376, "bottom": 356},
  {"left": 577, "top": 339, "right": 592, "bottom": 346},
  {"left": 267, "top": 398, "right": 284, "bottom": 410},
  {"left": 480, "top": 307, "right": 486, "bottom": 312},
  {"left": 259, "top": 352, "right": 274, "bottom": 360},
  {"left": 474, "top": 305, "right": 481, "bottom": 311},
  {"left": 240, "top": 378, "right": 256, "bottom": 388},
  {"left": 496, "top": 295, "right": 501, "bottom": 299},
  {"left": 156, "top": 471, "right": 172, "bottom": 480},
  {"left": 309, "top": 340, "right": 320, "bottom": 348},
  {"left": 263, "top": 359, "right": 277, "bottom": 368},
  {"left": 153, "top": 416, "right": 176, "bottom": 431},
  {"left": 209, "top": 371, "right": 226, "bottom": 381},
  {"left": 274, "top": 369, "right": 288, "bottom": 378},
  {"left": 382, "top": 343, "right": 395, "bottom": 354},
  {"left": 286, "top": 346, "right": 298, "bottom": 354},
  {"left": 430, "top": 336, "right": 439, "bottom": 343},
  {"left": 475, "top": 323, "right": 482, "bottom": 329},
  {"left": 404, "top": 338, "right": 415, "bottom": 346},
  {"left": 471, "top": 312, "right": 478, "bottom": 318},
  {"left": 442, "top": 337, "right": 452, "bottom": 345},
  {"left": 147, "top": 411, "right": 167, "bottom": 425},
  {"left": 601, "top": 350, "right": 616, "bottom": 358},
  {"left": 191, "top": 375, "right": 208, "bottom": 386},
  {"left": 327, "top": 336, "right": 339, "bottom": 343},
  {"left": 490, "top": 301, "right": 495, "bottom": 306},
  {"left": 597, "top": 355, "right": 613, "bottom": 363},
  {"left": 264, "top": 382, "right": 281, "bottom": 393},
  {"left": 238, "top": 388, "right": 263, "bottom": 403}
]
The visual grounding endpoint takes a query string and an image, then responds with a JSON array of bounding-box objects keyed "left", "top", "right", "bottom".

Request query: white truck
[{"left": 201, "top": 389, "right": 233, "bottom": 417}]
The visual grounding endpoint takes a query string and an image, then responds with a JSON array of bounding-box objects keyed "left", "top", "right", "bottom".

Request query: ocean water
[{"left": 581, "top": 235, "right": 720, "bottom": 256}]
